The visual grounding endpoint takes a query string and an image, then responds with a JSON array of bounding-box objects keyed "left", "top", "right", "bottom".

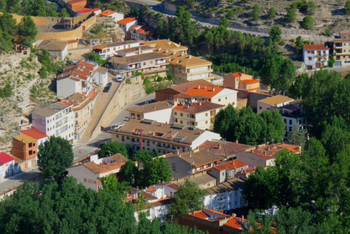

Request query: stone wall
[{"left": 90, "top": 76, "right": 146, "bottom": 139}]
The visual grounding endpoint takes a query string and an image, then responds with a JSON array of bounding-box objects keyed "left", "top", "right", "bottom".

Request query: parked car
[
  {"left": 103, "top": 82, "right": 112, "bottom": 92},
  {"left": 116, "top": 74, "right": 123, "bottom": 82}
]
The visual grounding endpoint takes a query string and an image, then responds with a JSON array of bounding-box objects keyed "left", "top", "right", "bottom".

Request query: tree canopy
[
  {"left": 99, "top": 141, "right": 129, "bottom": 158},
  {"left": 38, "top": 136, "right": 74, "bottom": 183}
]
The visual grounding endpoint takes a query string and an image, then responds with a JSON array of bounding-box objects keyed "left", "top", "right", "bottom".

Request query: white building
[
  {"left": 126, "top": 100, "right": 174, "bottom": 123},
  {"left": 303, "top": 44, "right": 329, "bottom": 70},
  {"left": 93, "top": 66, "right": 108, "bottom": 86},
  {"left": 203, "top": 178, "right": 247, "bottom": 212},
  {"left": 257, "top": 95, "right": 294, "bottom": 114},
  {"left": 37, "top": 40, "right": 68, "bottom": 61},
  {"left": 56, "top": 61, "right": 97, "bottom": 98},
  {"left": 0, "top": 152, "right": 18, "bottom": 181},
  {"left": 66, "top": 154, "right": 129, "bottom": 191},
  {"left": 92, "top": 40, "right": 140, "bottom": 59},
  {"left": 279, "top": 100, "right": 307, "bottom": 140},
  {"left": 117, "top": 17, "right": 138, "bottom": 32},
  {"left": 99, "top": 10, "right": 124, "bottom": 22},
  {"left": 32, "top": 101, "right": 75, "bottom": 143}
]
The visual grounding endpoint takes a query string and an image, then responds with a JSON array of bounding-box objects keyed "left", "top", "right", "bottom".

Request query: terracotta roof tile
[
  {"left": 303, "top": 44, "right": 329, "bottom": 50},
  {"left": 21, "top": 128, "right": 47, "bottom": 140},
  {"left": 198, "top": 140, "right": 253, "bottom": 158},
  {"left": 213, "top": 160, "right": 248, "bottom": 171},
  {"left": 241, "top": 79, "right": 260, "bottom": 84},
  {"left": 83, "top": 154, "right": 128, "bottom": 174},
  {"left": 14, "top": 133, "right": 36, "bottom": 144},
  {"left": 173, "top": 101, "right": 224, "bottom": 114},
  {"left": 184, "top": 85, "right": 223, "bottom": 99},
  {"left": 117, "top": 17, "right": 136, "bottom": 24},
  {"left": 100, "top": 10, "right": 116, "bottom": 16}
]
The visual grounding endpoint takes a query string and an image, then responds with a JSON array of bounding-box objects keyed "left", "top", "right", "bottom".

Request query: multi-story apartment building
[
  {"left": 303, "top": 44, "right": 329, "bottom": 70},
  {"left": 334, "top": 32, "right": 350, "bottom": 67},
  {"left": 32, "top": 100, "right": 75, "bottom": 143},
  {"left": 129, "top": 25, "right": 153, "bottom": 41},
  {"left": 257, "top": 95, "right": 294, "bottom": 114},
  {"left": 11, "top": 133, "right": 38, "bottom": 168},
  {"left": 68, "top": 93, "right": 93, "bottom": 141},
  {"left": 167, "top": 53, "right": 214, "bottom": 82},
  {"left": 56, "top": 61, "right": 97, "bottom": 98},
  {"left": 173, "top": 101, "right": 224, "bottom": 130},
  {"left": 279, "top": 100, "right": 307, "bottom": 140},
  {"left": 109, "top": 51, "right": 169, "bottom": 78},
  {"left": 92, "top": 40, "right": 140, "bottom": 59},
  {"left": 108, "top": 119, "right": 221, "bottom": 153}
]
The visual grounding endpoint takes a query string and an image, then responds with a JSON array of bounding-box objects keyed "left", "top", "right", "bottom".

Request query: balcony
[{"left": 335, "top": 43, "right": 343, "bottom": 48}]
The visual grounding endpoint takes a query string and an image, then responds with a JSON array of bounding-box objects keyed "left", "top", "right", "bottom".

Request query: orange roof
[
  {"left": 189, "top": 209, "right": 231, "bottom": 220},
  {"left": 60, "top": 99, "right": 73, "bottom": 106},
  {"left": 100, "top": 10, "right": 116, "bottom": 17},
  {"left": 87, "top": 88, "right": 98, "bottom": 100},
  {"left": 173, "top": 101, "right": 224, "bottom": 114},
  {"left": 93, "top": 46, "right": 104, "bottom": 50},
  {"left": 184, "top": 84, "right": 223, "bottom": 99},
  {"left": 67, "top": 0, "right": 86, "bottom": 5},
  {"left": 131, "top": 25, "right": 139, "bottom": 29},
  {"left": 91, "top": 8, "right": 100, "bottom": 12},
  {"left": 21, "top": 127, "right": 47, "bottom": 140},
  {"left": 117, "top": 17, "right": 136, "bottom": 25},
  {"left": 232, "top": 72, "right": 244, "bottom": 78},
  {"left": 303, "top": 44, "right": 329, "bottom": 50},
  {"left": 242, "top": 79, "right": 260, "bottom": 84},
  {"left": 146, "top": 187, "right": 156, "bottom": 193},
  {"left": 213, "top": 160, "right": 248, "bottom": 171}
]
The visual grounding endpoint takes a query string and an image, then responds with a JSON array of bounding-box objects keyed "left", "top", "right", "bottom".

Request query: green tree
[
  {"left": 288, "top": 123, "right": 307, "bottom": 149},
  {"left": 3, "top": 83, "right": 12, "bottom": 97},
  {"left": 345, "top": 0, "right": 350, "bottom": 15},
  {"left": 227, "top": 9, "right": 235, "bottom": 19},
  {"left": 259, "top": 109, "right": 285, "bottom": 143},
  {"left": 169, "top": 180, "right": 206, "bottom": 216},
  {"left": 289, "top": 73, "right": 309, "bottom": 99},
  {"left": 252, "top": 4, "right": 260, "bottom": 21},
  {"left": 213, "top": 104, "right": 238, "bottom": 141},
  {"left": 269, "top": 25, "right": 282, "bottom": 43},
  {"left": 242, "top": 212, "right": 274, "bottom": 234},
  {"left": 0, "top": 88, "right": 4, "bottom": 98},
  {"left": 38, "top": 136, "right": 74, "bottom": 183},
  {"left": 122, "top": 160, "right": 139, "bottom": 186},
  {"left": 302, "top": 16, "right": 314, "bottom": 30},
  {"left": 99, "top": 141, "right": 129, "bottom": 158},
  {"left": 141, "top": 157, "right": 172, "bottom": 187},
  {"left": 100, "top": 174, "right": 130, "bottom": 200},
  {"left": 275, "top": 59, "right": 296, "bottom": 91},
  {"left": 39, "top": 67, "right": 47, "bottom": 78},
  {"left": 60, "top": 8, "right": 70, "bottom": 17},
  {"left": 184, "top": 0, "right": 195, "bottom": 9},
  {"left": 18, "top": 16, "right": 38, "bottom": 38},
  {"left": 0, "top": 12, "right": 17, "bottom": 37},
  {"left": 286, "top": 7, "right": 297, "bottom": 23},
  {"left": 307, "top": 1, "right": 316, "bottom": 15},
  {"left": 220, "top": 16, "right": 230, "bottom": 28},
  {"left": 267, "top": 7, "right": 277, "bottom": 20},
  {"left": 244, "top": 166, "right": 278, "bottom": 209}
]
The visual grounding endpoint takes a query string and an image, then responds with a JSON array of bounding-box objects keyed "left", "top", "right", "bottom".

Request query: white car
[{"left": 116, "top": 75, "right": 123, "bottom": 82}]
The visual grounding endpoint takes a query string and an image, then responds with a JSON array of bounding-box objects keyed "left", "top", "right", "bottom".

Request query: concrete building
[
  {"left": 0, "top": 152, "right": 18, "bottom": 181},
  {"left": 20, "top": 127, "right": 49, "bottom": 149},
  {"left": 173, "top": 101, "right": 224, "bottom": 130},
  {"left": 129, "top": 25, "right": 153, "bottom": 41},
  {"left": 279, "top": 100, "right": 307, "bottom": 140},
  {"left": 99, "top": 10, "right": 124, "bottom": 22},
  {"left": 198, "top": 140, "right": 253, "bottom": 160},
  {"left": 92, "top": 40, "right": 140, "bottom": 59},
  {"left": 109, "top": 52, "right": 169, "bottom": 78},
  {"left": 11, "top": 133, "right": 39, "bottom": 169},
  {"left": 66, "top": 154, "right": 129, "bottom": 191},
  {"left": 257, "top": 95, "right": 294, "bottom": 114},
  {"left": 127, "top": 100, "right": 174, "bottom": 123},
  {"left": 209, "top": 160, "right": 248, "bottom": 184},
  {"left": 68, "top": 93, "right": 93, "bottom": 141},
  {"left": 303, "top": 44, "right": 329, "bottom": 70},
  {"left": 167, "top": 53, "right": 214, "bottom": 82},
  {"left": 37, "top": 40, "right": 68, "bottom": 61},
  {"left": 32, "top": 100, "right": 75, "bottom": 143},
  {"left": 223, "top": 72, "right": 260, "bottom": 92},
  {"left": 93, "top": 66, "right": 108, "bottom": 86},
  {"left": 56, "top": 61, "right": 97, "bottom": 98},
  {"left": 164, "top": 149, "right": 224, "bottom": 179},
  {"left": 142, "top": 39, "right": 188, "bottom": 53},
  {"left": 334, "top": 32, "right": 350, "bottom": 67},
  {"left": 108, "top": 119, "right": 221, "bottom": 153},
  {"left": 117, "top": 17, "right": 138, "bottom": 32}
]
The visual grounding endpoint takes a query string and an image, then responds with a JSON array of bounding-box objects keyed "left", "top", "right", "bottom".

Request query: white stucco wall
[
  {"left": 66, "top": 165, "right": 98, "bottom": 191},
  {"left": 144, "top": 108, "right": 173, "bottom": 124},
  {"left": 211, "top": 89, "right": 237, "bottom": 108},
  {"left": 57, "top": 78, "right": 79, "bottom": 98},
  {"left": 191, "top": 131, "right": 221, "bottom": 149}
]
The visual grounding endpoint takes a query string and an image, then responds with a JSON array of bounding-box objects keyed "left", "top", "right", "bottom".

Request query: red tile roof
[
  {"left": 224, "top": 217, "right": 249, "bottom": 230},
  {"left": 242, "top": 79, "right": 260, "bottom": 84},
  {"left": 100, "top": 10, "right": 116, "bottom": 17},
  {"left": 60, "top": 99, "right": 73, "bottom": 106},
  {"left": 198, "top": 141, "right": 253, "bottom": 158},
  {"left": 184, "top": 85, "right": 223, "bottom": 99},
  {"left": 189, "top": 209, "right": 231, "bottom": 220},
  {"left": 77, "top": 8, "right": 92, "bottom": 13},
  {"left": 303, "top": 44, "right": 329, "bottom": 50},
  {"left": 117, "top": 17, "right": 136, "bottom": 25},
  {"left": 213, "top": 160, "right": 248, "bottom": 171},
  {"left": 67, "top": 0, "right": 86, "bottom": 5},
  {"left": 146, "top": 187, "right": 156, "bottom": 193},
  {"left": 173, "top": 101, "right": 224, "bottom": 114},
  {"left": 21, "top": 127, "right": 47, "bottom": 140},
  {"left": 0, "top": 152, "right": 15, "bottom": 165}
]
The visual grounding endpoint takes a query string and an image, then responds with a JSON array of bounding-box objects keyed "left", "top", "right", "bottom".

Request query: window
[
  {"left": 47, "top": 120, "right": 49, "bottom": 124},
  {"left": 180, "top": 120, "right": 183, "bottom": 124},
  {"left": 76, "top": 121, "right": 78, "bottom": 126},
  {"left": 259, "top": 106, "right": 262, "bottom": 110},
  {"left": 143, "top": 62, "right": 146, "bottom": 65},
  {"left": 289, "top": 127, "right": 292, "bottom": 132},
  {"left": 172, "top": 163, "right": 176, "bottom": 171},
  {"left": 225, "top": 97, "right": 227, "bottom": 100},
  {"left": 180, "top": 113, "right": 183, "bottom": 117},
  {"left": 218, "top": 98, "right": 221, "bottom": 102},
  {"left": 289, "top": 120, "right": 292, "bottom": 125},
  {"left": 308, "top": 57, "right": 312, "bottom": 60},
  {"left": 174, "top": 112, "right": 177, "bottom": 116},
  {"left": 205, "top": 113, "right": 208, "bottom": 117},
  {"left": 205, "top": 120, "right": 208, "bottom": 124},
  {"left": 175, "top": 118, "right": 178, "bottom": 123},
  {"left": 75, "top": 113, "right": 78, "bottom": 118}
]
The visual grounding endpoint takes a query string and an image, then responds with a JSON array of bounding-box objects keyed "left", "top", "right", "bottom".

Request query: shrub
[{"left": 125, "top": 79, "right": 131, "bottom": 84}]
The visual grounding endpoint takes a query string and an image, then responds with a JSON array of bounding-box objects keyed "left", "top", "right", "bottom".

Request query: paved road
[{"left": 126, "top": 0, "right": 332, "bottom": 42}]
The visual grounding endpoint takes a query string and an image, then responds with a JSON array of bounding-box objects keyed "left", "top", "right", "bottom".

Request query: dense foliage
[
  {"left": 169, "top": 180, "right": 207, "bottom": 217},
  {"left": 38, "top": 136, "right": 74, "bottom": 183},
  {"left": 0, "top": 177, "right": 207, "bottom": 234},
  {"left": 213, "top": 105, "right": 285, "bottom": 145},
  {"left": 99, "top": 141, "right": 129, "bottom": 158}
]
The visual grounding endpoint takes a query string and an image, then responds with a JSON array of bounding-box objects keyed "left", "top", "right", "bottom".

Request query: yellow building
[{"left": 334, "top": 32, "right": 350, "bottom": 67}]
